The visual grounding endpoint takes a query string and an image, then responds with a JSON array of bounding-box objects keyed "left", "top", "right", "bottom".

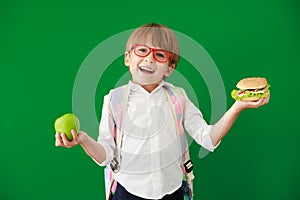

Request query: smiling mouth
[{"left": 139, "top": 66, "right": 155, "bottom": 74}]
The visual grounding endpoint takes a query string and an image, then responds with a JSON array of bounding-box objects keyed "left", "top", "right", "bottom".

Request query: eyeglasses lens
[{"left": 134, "top": 45, "right": 169, "bottom": 62}]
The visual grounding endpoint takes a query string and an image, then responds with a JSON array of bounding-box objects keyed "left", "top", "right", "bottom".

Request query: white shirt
[{"left": 96, "top": 81, "right": 218, "bottom": 199}]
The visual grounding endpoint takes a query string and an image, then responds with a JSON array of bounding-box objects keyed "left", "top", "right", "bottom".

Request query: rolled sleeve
[
  {"left": 94, "top": 141, "right": 113, "bottom": 166},
  {"left": 94, "top": 93, "right": 116, "bottom": 166},
  {"left": 200, "top": 125, "right": 221, "bottom": 152},
  {"left": 182, "top": 90, "right": 220, "bottom": 152}
]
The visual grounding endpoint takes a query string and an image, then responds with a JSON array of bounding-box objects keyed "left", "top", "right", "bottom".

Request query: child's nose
[{"left": 144, "top": 52, "right": 155, "bottom": 63}]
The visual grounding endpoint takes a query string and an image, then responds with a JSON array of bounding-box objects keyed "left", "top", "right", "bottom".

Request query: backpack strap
[
  {"left": 163, "top": 85, "right": 195, "bottom": 199},
  {"left": 109, "top": 85, "right": 130, "bottom": 172},
  {"left": 104, "top": 85, "right": 129, "bottom": 200},
  {"left": 163, "top": 85, "right": 188, "bottom": 163}
]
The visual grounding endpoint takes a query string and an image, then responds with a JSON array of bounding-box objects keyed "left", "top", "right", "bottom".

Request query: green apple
[{"left": 54, "top": 113, "right": 80, "bottom": 140}]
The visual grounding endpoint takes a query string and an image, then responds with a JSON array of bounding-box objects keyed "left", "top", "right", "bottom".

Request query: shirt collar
[{"left": 128, "top": 80, "right": 175, "bottom": 93}]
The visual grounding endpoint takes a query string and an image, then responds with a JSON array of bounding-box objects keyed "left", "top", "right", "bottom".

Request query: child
[{"left": 55, "top": 23, "right": 270, "bottom": 200}]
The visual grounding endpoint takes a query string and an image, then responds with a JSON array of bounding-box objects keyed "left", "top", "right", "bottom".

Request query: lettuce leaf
[
  {"left": 231, "top": 89, "right": 239, "bottom": 100},
  {"left": 231, "top": 84, "right": 270, "bottom": 101}
]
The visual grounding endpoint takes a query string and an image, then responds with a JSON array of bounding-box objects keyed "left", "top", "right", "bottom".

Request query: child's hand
[
  {"left": 233, "top": 92, "right": 270, "bottom": 113},
  {"left": 55, "top": 130, "right": 83, "bottom": 148}
]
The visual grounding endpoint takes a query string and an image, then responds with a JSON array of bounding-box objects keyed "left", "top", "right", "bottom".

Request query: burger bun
[
  {"left": 239, "top": 96, "right": 261, "bottom": 102},
  {"left": 236, "top": 77, "right": 267, "bottom": 90}
]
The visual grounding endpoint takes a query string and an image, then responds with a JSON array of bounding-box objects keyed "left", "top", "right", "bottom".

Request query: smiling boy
[{"left": 55, "top": 23, "right": 270, "bottom": 200}]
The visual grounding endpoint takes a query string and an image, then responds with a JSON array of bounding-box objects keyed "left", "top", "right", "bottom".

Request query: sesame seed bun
[{"left": 236, "top": 77, "right": 267, "bottom": 90}]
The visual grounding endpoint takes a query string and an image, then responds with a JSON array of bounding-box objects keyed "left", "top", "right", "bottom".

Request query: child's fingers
[
  {"left": 264, "top": 92, "right": 270, "bottom": 104},
  {"left": 249, "top": 98, "right": 263, "bottom": 108},
  {"left": 71, "top": 129, "right": 78, "bottom": 139},
  {"left": 55, "top": 132, "right": 63, "bottom": 146},
  {"left": 257, "top": 94, "right": 270, "bottom": 107},
  {"left": 256, "top": 93, "right": 270, "bottom": 107},
  {"left": 61, "top": 133, "right": 73, "bottom": 147},
  {"left": 61, "top": 132, "right": 78, "bottom": 148}
]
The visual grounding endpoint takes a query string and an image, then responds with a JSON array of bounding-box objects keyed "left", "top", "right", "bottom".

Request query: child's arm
[
  {"left": 55, "top": 130, "right": 107, "bottom": 164},
  {"left": 55, "top": 94, "right": 116, "bottom": 165},
  {"left": 210, "top": 93, "right": 270, "bottom": 146}
]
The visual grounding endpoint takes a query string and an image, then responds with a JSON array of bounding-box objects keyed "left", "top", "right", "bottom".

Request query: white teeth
[{"left": 140, "top": 66, "right": 154, "bottom": 73}]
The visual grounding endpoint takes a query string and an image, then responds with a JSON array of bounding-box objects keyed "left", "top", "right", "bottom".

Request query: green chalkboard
[{"left": 1, "top": 0, "right": 299, "bottom": 200}]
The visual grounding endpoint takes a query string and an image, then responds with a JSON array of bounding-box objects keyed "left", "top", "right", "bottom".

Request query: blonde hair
[{"left": 126, "top": 23, "right": 180, "bottom": 67}]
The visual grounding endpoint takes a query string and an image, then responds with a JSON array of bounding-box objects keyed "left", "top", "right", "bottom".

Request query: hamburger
[{"left": 231, "top": 77, "right": 270, "bottom": 101}]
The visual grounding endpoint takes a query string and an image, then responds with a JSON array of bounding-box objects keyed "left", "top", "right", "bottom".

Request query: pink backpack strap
[
  {"left": 164, "top": 85, "right": 188, "bottom": 162},
  {"left": 164, "top": 85, "right": 195, "bottom": 199},
  {"left": 104, "top": 85, "right": 129, "bottom": 200}
]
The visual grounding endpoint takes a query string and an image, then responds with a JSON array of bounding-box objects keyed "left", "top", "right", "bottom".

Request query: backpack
[{"left": 104, "top": 84, "right": 195, "bottom": 200}]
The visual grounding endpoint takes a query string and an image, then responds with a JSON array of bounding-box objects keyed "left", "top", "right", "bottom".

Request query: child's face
[{"left": 125, "top": 40, "right": 175, "bottom": 87}]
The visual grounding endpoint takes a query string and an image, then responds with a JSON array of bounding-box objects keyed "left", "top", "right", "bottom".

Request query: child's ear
[
  {"left": 124, "top": 51, "right": 130, "bottom": 67},
  {"left": 165, "top": 64, "right": 175, "bottom": 77}
]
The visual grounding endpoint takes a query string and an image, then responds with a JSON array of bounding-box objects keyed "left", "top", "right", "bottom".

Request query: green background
[{"left": 1, "top": 0, "right": 299, "bottom": 199}]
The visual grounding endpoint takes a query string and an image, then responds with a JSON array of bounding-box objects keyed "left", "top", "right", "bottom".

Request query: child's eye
[
  {"left": 155, "top": 52, "right": 167, "bottom": 58},
  {"left": 137, "top": 48, "right": 148, "bottom": 54}
]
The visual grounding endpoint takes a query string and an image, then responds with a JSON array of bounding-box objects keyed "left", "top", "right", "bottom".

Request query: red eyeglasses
[{"left": 131, "top": 44, "right": 173, "bottom": 63}]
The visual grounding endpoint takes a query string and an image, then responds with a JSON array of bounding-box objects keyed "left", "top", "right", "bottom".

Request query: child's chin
[
  {"left": 133, "top": 78, "right": 160, "bottom": 86},
  {"left": 141, "top": 80, "right": 161, "bottom": 86}
]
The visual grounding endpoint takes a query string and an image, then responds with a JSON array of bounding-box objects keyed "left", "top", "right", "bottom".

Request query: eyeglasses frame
[{"left": 130, "top": 44, "right": 173, "bottom": 63}]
